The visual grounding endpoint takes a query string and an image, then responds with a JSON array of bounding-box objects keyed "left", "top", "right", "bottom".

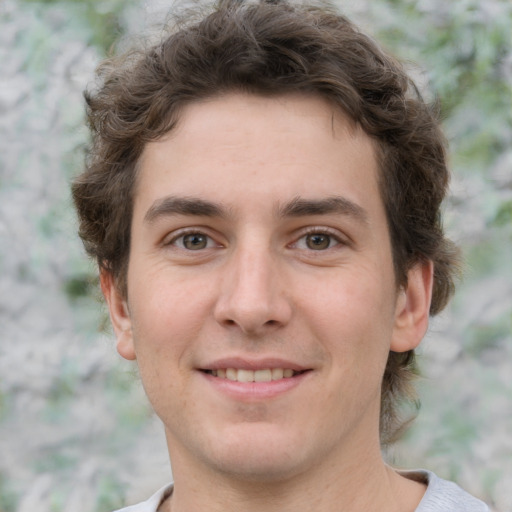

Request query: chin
[
  {"left": 213, "top": 453, "right": 306, "bottom": 484},
  {"left": 200, "top": 424, "right": 315, "bottom": 483}
]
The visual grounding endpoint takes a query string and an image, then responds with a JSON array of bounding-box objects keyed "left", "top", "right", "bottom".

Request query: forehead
[{"left": 135, "top": 93, "right": 382, "bottom": 219}]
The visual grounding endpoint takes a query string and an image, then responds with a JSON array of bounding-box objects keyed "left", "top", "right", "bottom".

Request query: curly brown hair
[{"left": 72, "top": 0, "right": 460, "bottom": 444}]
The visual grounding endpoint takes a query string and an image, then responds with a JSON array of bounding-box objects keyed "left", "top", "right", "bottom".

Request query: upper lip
[{"left": 199, "top": 357, "right": 310, "bottom": 372}]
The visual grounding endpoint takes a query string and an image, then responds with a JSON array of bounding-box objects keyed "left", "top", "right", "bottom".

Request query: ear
[
  {"left": 390, "top": 260, "right": 434, "bottom": 353},
  {"left": 100, "top": 270, "right": 136, "bottom": 361}
]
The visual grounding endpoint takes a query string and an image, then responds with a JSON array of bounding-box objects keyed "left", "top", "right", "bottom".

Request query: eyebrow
[
  {"left": 144, "top": 196, "right": 227, "bottom": 223},
  {"left": 143, "top": 194, "right": 368, "bottom": 225},
  {"left": 279, "top": 196, "right": 368, "bottom": 224}
]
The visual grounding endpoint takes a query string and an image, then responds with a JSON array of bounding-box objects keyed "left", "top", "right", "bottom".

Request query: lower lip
[{"left": 200, "top": 371, "right": 311, "bottom": 400}]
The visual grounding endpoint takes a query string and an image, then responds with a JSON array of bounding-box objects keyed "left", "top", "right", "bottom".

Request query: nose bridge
[{"left": 214, "top": 235, "right": 290, "bottom": 333}]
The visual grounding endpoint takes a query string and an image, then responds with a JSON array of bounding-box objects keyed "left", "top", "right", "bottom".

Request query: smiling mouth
[{"left": 202, "top": 368, "right": 307, "bottom": 382}]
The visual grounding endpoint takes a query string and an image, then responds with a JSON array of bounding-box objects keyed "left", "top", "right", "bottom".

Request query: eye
[
  {"left": 295, "top": 230, "right": 342, "bottom": 251},
  {"left": 305, "top": 233, "right": 333, "bottom": 250},
  {"left": 169, "top": 231, "right": 217, "bottom": 250}
]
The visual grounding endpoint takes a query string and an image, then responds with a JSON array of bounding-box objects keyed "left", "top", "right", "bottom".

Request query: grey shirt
[
  {"left": 113, "top": 470, "right": 489, "bottom": 511},
  {"left": 401, "top": 470, "right": 489, "bottom": 512}
]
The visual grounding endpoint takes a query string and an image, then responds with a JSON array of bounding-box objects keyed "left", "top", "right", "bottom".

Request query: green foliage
[
  {"left": 35, "top": 452, "right": 76, "bottom": 474},
  {"left": 0, "top": 390, "right": 9, "bottom": 423},
  {"left": 96, "top": 475, "right": 126, "bottom": 512},
  {"left": 19, "top": 0, "right": 136, "bottom": 52},
  {"left": 64, "top": 274, "right": 95, "bottom": 300},
  {"left": 376, "top": 1, "right": 512, "bottom": 169},
  {"left": 494, "top": 200, "right": 512, "bottom": 228},
  {"left": 0, "top": 472, "right": 17, "bottom": 512},
  {"left": 45, "top": 371, "right": 79, "bottom": 423},
  {"left": 466, "top": 315, "right": 511, "bottom": 356}
]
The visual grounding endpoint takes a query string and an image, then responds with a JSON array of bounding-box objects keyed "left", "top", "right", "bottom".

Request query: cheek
[
  {"left": 300, "top": 270, "right": 396, "bottom": 364},
  {"left": 128, "top": 292, "right": 194, "bottom": 416},
  {"left": 303, "top": 270, "right": 393, "bottom": 325},
  {"left": 128, "top": 269, "right": 214, "bottom": 350}
]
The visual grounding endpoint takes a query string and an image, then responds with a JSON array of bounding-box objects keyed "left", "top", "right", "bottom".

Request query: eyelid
[
  {"left": 161, "top": 225, "right": 350, "bottom": 250},
  {"left": 162, "top": 227, "right": 222, "bottom": 249},
  {"left": 288, "top": 226, "right": 353, "bottom": 253}
]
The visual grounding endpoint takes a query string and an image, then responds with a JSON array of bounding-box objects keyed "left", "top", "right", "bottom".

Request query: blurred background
[{"left": 0, "top": 0, "right": 511, "bottom": 510}]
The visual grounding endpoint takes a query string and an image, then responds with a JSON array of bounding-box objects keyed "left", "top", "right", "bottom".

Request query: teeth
[
  {"left": 237, "top": 369, "right": 253, "bottom": 383},
  {"left": 271, "top": 368, "right": 284, "bottom": 380},
  {"left": 254, "top": 369, "right": 272, "bottom": 382},
  {"left": 210, "top": 368, "right": 299, "bottom": 382}
]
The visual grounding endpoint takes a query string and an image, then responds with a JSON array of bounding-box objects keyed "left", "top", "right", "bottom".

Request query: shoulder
[
  {"left": 400, "top": 470, "right": 489, "bottom": 512},
  {"left": 111, "top": 484, "right": 173, "bottom": 512}
]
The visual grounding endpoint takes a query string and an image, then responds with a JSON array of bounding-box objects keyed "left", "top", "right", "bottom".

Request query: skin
[{"left": 102, "top": 93, "right": 433, "bottom": 512}]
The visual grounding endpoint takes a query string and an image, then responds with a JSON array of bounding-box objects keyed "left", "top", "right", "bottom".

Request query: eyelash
[
  {"left": 292, "top": 227, "right": 348, "bottom": 251},
  {"left": 163, "top": 226, "right": 349, "bottom": 252},
  {"left": 164, "top": 229, "right": 220, "bottom": 250}
]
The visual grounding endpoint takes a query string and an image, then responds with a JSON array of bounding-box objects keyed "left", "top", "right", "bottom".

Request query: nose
[{"left": 213, "top": 241, "right": 293, "bottom": 336}]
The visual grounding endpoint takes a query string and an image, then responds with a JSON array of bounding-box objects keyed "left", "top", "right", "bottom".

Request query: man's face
[{"left": 104, "top": 93, "right": 431, "bottom": 482}]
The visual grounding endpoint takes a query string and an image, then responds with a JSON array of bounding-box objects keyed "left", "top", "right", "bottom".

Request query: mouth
[{"left": 201, "top": 368, "right": 308, "bottom": 383}]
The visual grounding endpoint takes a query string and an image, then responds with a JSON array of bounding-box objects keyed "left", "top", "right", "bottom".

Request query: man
[{"left": 72, "top": 1, "right": 489, "bottom": 510}]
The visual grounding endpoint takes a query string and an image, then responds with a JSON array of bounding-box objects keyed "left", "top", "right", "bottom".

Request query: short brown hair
[{"left": 72, "top": 0, "right": 460, "bottom": 444}]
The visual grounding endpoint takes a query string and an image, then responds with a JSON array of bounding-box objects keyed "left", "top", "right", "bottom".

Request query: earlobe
[
  {"left": 100, "top": 271, "right": 137, "bottom": 361},
  {"left": 390, "top": 260, "right": 434, "bottom": 353}
]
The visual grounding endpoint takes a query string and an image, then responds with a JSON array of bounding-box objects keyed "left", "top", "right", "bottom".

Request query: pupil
[
  {"left": 184, "top": 234, "right": 207, "bottom": 250},
  {"left": 307, "top": 234, "right": 330, "bottom": 250}
]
